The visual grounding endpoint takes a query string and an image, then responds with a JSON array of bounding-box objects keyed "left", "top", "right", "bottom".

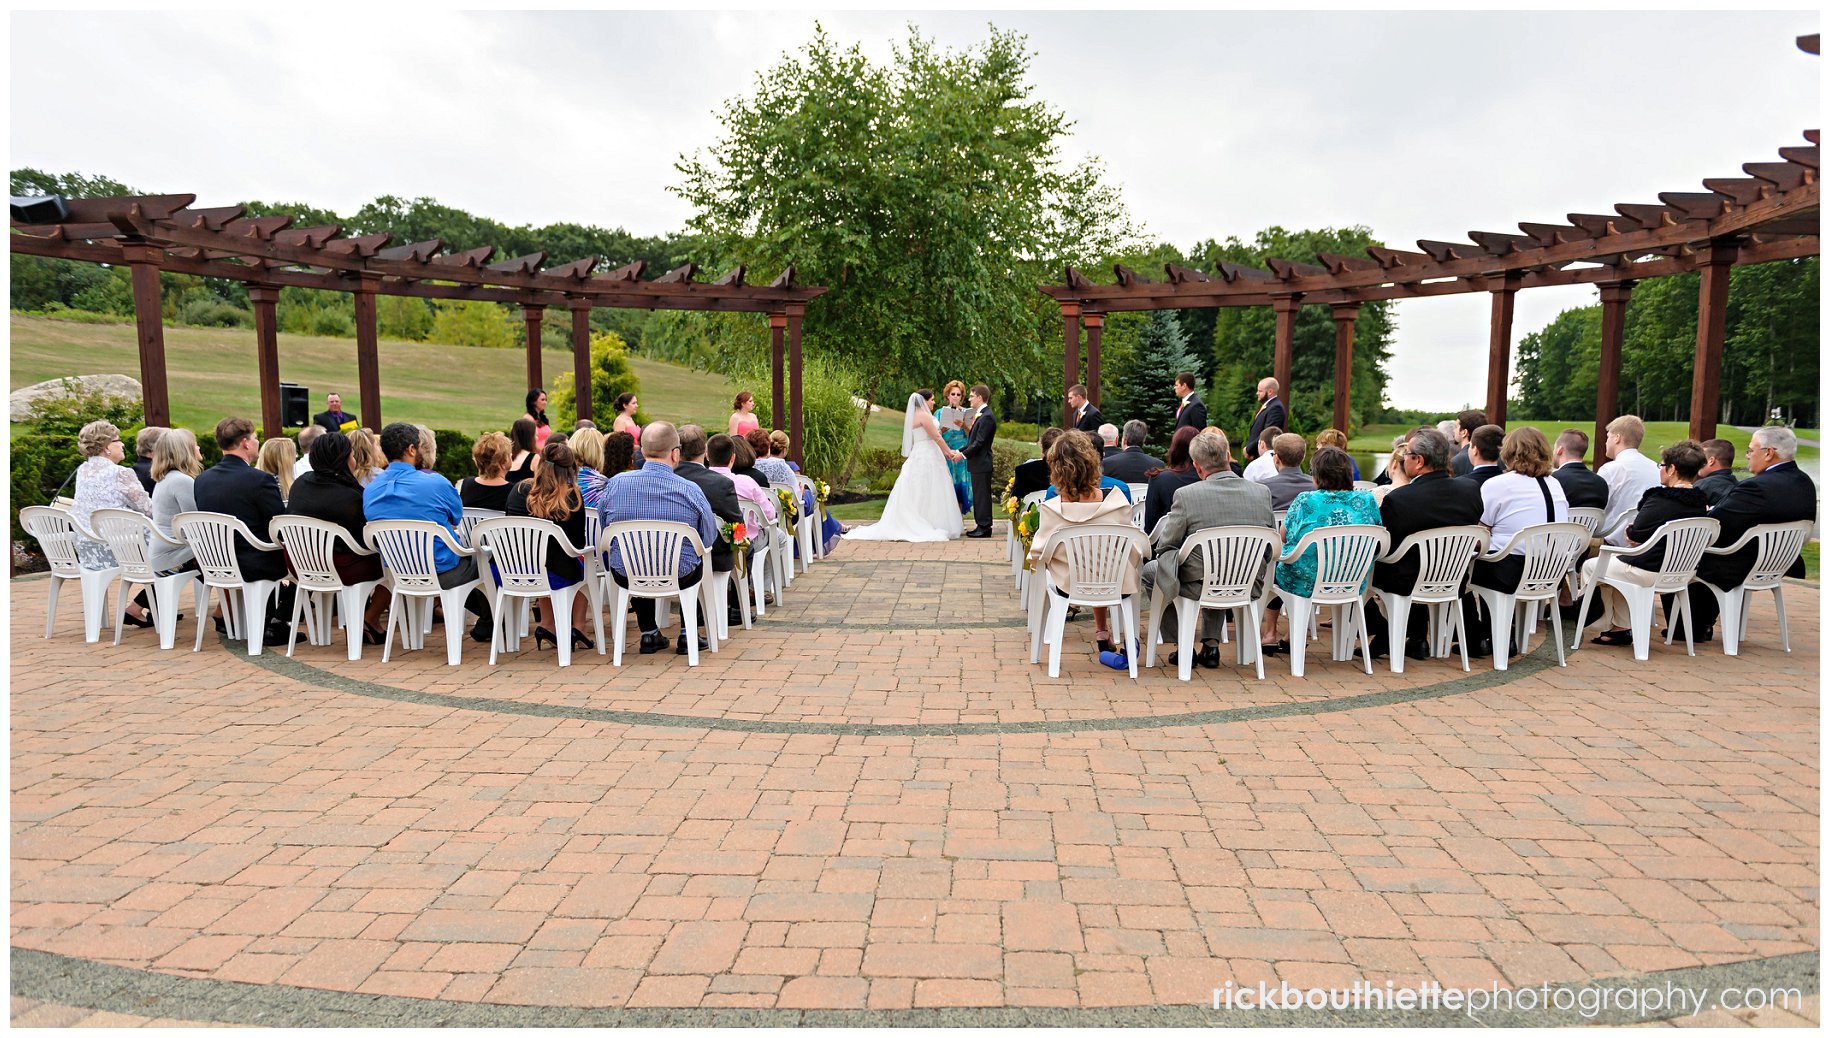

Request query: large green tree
[{"left": 672, "top": 24, "right": 1136, "bottom": 410}]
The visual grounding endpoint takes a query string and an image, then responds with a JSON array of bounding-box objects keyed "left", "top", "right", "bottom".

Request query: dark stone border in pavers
[
  {"left": 11, "top": 946, "right": 1817, "bottom": 1027},
  {"left": 224, "top": 629, "right": 1559, "bottom": 737}
]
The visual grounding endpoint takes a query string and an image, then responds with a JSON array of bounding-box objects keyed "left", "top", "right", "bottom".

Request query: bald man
[{"left": 1244, "top": 377, "right": 1286, "bottom": 461}]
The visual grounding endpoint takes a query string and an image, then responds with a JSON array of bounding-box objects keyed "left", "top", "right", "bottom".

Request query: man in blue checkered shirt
[{"left": 599, "top": 421, "right": 720, "bottom": 655}]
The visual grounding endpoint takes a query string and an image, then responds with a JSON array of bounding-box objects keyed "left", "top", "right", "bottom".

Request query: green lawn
[{"left": 10, "top": 313, "right": 911, "bottom": 453}]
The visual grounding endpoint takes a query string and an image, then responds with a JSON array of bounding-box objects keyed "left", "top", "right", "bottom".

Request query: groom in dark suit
[{"left": 962, "top": 383, "right": 998, "bottom": 538}]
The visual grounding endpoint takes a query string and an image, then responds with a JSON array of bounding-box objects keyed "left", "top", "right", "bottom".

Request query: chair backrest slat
[
  {"left": 1744, "top": 520, "right": 1815, "bottom": 588},
  {"left": 1404, "top": 526, "right": 1489, "bottom": 600},
  {"left": 270, "top": 516, "right": 356, "bottom": 591},
  {"left": 1566, "top": 507, "right": 1605, "bottom": 539},
  {"left": 1637, "top": 517, "right": 1720, "bottom": 591},
  {"left": 472, "top": 517, "right": 563, "bottom": 595},
  {"left": 20, "top": 506, "right": 85, "bottom": 577},
  {"left": 1036, "top": 525, "right": 1148, "bottom": 603},
  {"left": 601, "top": 520, "right": 701, "bottom": 594},
  {"left": 457, "top": 508, "right": 504, "bottom": 548},
  {"left": 1505, "top": 522, "right": 1592, "bottom": 600},
  {"left": 1293, "top": 525, "right": 1390, "bottom": 603},
  {"left": 1185, "top": 526, "right": 1281, "bottom": 606},
  {"left": 171, "top": 511, "right": 256, "bottom": 586},
  {"left": 364, "top": 520, "right": 451, "bottom": 594}
]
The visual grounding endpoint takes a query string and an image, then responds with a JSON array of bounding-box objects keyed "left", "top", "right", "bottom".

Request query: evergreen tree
[{"left": 1106, "top": 311, "right": 1201, "bottom": 444}]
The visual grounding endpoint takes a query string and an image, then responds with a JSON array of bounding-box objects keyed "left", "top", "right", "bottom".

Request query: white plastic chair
[
  {"left": 1373, "top": 525, "right": 1488, "bottom": 674},
  {"left": 91, "top": 507, "right": 206, "bottom": 651},
  {"left": 1566, "top": 507, "right": 1604, "bottom": 540},
  {"left": 171, "top": 511, "right": 290, "bottom": 656},
  {"left": 794, "top": 474, "right": 825, "bottom": 562},
  {"left": 1570, "top": 516, "right": 1719, "bottom": 661},
  {"left": 1143, "top": 526, "right": 1281, "bottom": 681},
  {"left": 1273, "top": 525, "right": 1389, "bottom": 678},
  {"left": 1472, "top": 522, "right": 1590, "bottom": 670},
  {"left": 1126, "top": 483, "right": 1149, "bottom": 528},
  {"left": 364, "top": 519, "right": 480, "bottom": 666},
  {"left": 598, "top": 520, "right": 714, "bottom": 666},
  {"left": 269, "top": 516, "right": 384, "bottom": 661},
  {"left": 1694, "top": 520, "right": 1813, "bottom": 656},
  {"left": 1599, "top": 507, "right": 1638, "bottom": 544},
  {"left": 471, "top": 516, "right": 599, "bottom": 667},
  {"left": 457, "top": 507, "right": 504, "bottom": 547},
  {"left": 21, "top": 505, "right": 122, "bottom": 644},
  {"left": 737, "top": 498, "right": 778, "bottom": 620},
  {"left": 1352, "top": 480, "right": 1379, "bottom": 492},
  {"left": 1029, "top": 525, "right": 1150, "bottom": 679}
]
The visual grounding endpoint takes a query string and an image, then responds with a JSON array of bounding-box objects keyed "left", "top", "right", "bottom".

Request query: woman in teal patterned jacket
[{"left": 1260, "top": 446, "right": 1383, "bottom": 654}]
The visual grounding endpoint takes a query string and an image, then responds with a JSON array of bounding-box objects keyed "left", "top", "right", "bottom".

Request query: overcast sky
[{"left": 10, "top": 8, "right": 1819, "bottom": 410}]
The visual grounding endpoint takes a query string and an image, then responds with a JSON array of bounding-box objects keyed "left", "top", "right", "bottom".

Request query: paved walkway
[{"left": 9, "top": 536, "right": 1820, "bottom": 1026}]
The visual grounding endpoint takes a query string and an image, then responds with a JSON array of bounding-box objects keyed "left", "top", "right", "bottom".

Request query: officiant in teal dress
[{"left": 937, "top": 380, "right": 974, "bottom": 514}]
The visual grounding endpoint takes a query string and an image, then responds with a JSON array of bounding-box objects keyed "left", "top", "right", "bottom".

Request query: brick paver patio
[{"left": 9, "top": 535, "right": 1820, "bottom": 1025}]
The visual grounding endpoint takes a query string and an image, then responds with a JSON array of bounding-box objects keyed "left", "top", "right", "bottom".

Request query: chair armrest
[{"left": 1702, "top": 527, "right": 1760, "bottom": 556}]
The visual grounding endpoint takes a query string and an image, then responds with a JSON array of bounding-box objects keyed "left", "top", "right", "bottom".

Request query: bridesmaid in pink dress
[
  {"left": 611, "top": 392, "right": 642, "bottom": 443},
  {"left": 728, "top": 391, "right": 761, "bottom": 438},
  {"left": 523, "top": 387, "right": 551, "bottom": 450}
]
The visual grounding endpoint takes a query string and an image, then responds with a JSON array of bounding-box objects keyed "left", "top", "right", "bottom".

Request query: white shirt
[
  {"left": 1481, "top": 471, "right": 1569, "bottom": 555},
  {"left": 1243, "top": 452, "right": 1277, "bottom": 483},
  {"left": 1599, "top": 446, "right": 1658, "bottom": 545},
  {"left": 294, "top": 456, "right": 313, "bottom": 478}
]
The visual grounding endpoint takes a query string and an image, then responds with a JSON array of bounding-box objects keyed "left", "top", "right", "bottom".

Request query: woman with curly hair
[
  {"left": 602, "top": 430, "right": 636, "bottom": 476},
  {"left": 1027, "top": 429, "right": 1141, "bottom": 666}
]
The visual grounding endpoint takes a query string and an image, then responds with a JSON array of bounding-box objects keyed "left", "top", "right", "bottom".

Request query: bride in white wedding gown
[{"left": 844, "top": 391, "right": 965, "bottom": 543}]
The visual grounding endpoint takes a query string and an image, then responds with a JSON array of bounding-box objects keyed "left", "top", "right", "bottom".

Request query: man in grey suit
[
  {"left": 1262, "top": 433, "right": 1315, "bottom": 510},
  {"left": 1140, "top": 430, "right": 1275, "bottom": 669}
]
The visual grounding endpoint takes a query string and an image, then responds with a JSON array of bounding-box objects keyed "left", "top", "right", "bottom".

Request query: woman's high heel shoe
[
  {"left": 533, "top": 626, "right": 558, "bottom": 650},
  {"left": 569, "top": 629, "right": 594, "bottom": 652}
]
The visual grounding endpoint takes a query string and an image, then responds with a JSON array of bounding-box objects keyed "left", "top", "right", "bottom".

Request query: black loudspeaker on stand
[{"left": 280, "top": 383, "right": 309, "bottom": 428}]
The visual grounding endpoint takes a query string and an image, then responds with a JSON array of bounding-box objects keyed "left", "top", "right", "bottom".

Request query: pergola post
[
  {"left": 568, "top": 299, "right": 594, "bottom": 422},
  {"left": 352, "top": 274, "right": 382, "bottom": 431},
  {"left": 523, "top": 304, "right": 544, "bottom": 390},
  {"left": 1485, "top": 274, "right": 1521, "bottom": 426},
  {"left": 786, "top": 304, "right": 805, "bottom": 464},
  {"left": 769, "top": 313, "right": 787, "bottom": 428},
  {"left": 1271, "top": 295, "right": 1301, "bottom": 412},
  {"left": 121, "top": 245, "right": 170, "bottom": 428},
  {"left": 1688, "top": 241, "right": 1736, "bottom": 440},
  {"left": 1084, "top": 313, "right": 1104, "bottom": 407},
  {"left": 1060, "top": 301, "right": 1081, "bottom": 425},
  {"left": 1329, "top": 304, "right": 1360, "bottom": 433},
  {"left": 248, "top": 285, "right": 283, "bottom": 437},
  {"left": 1593, "top": 281, "right": 1636, "bottom": 470}
]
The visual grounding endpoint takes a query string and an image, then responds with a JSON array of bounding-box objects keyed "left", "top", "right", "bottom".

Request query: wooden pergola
[
  {"left": 1041, "top": 35, "right": 1820, "bottom": 463},
  {"left": 10, "top": 201, "right": 825, "bottom": 458}
]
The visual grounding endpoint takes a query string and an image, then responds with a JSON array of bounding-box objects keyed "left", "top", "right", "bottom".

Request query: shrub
[
  {"left": 176, "top": 297, "right": 251, "bottom": 328},
  {"left": 749, "top": 353, "right": 867, "bottom": 484},
  {"left": 20, "top": 378, "right": 144, "bottom": 435},
  {"left": 999, "top": 420, "right": 1042, "bottom": 444},
  {"left": 990, "top": 442, "right": 1027, "bottom": 493},
  {"left": 10, "top": 431, "right": 85, "bottom": 543},
  {"left": 310, "top": 308, "right": 355, "bottom": 338},
  {"left": 551, "top": 330, "right": 644, "bottom": 429},
  {"left": 433, "top": 429, "right": 477, "bottom": 482},
  {"left": 15, "top": 304, "right": 133, "bottom": 325},
  {"left": 853, "top": 447, "right": 905, "bottom": 493}
]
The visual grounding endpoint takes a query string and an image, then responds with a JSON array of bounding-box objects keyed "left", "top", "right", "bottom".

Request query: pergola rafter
[{"left": 11, "top": 199, "right": 825, "bottom": 459}]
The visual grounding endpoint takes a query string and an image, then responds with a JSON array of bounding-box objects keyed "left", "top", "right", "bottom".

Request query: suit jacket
[
  {"left": 1148, "top": 471, "right": 1275, "bottom": 599},
  {"left": 1174, "top": 394, "right": 1207, "bottom": 433},
  {"left": 1011, "top": 459, "right": 1051, "bottom": 500},
  {"left": 192, "top": 454, "right": 288, "bottom": 580},
  {"left": 1449, "top": 445, "right": 1472, "bottom": 477},
  {"left": 1101, "top": 447, "right": 1165, "bottom": 485},
  {"left": 1462, "top": 464, "right": 1503, "bottom": 488},
  {"left": 1245, "top": 397, "right": 1287, "bottom": 458},
  {"left": 1696, "top": 461, "right": 1816, "bottom": 587},
  {"left": 675, "top": 460, "right": 743, "bottom": 571},
  {"left": 313, "top": 409, "right": 357, "bottom": 432},
  {"left": 961, "top": 406, "right": 997, "bottom": 474},
  {"left": 1695, "top": 468, "right": 1738, "bottom": 506},
  {"left": 132, "top": 455, "right": 156, "bottom": 495},
  {"left": 1073, "top": 403, "right": 1103, "bottom": 434},
  {"left": 1373, "top": 470, "right": 1485, "bottom": 595},
  {"left": 1263, "top": 467, "right": 1314, "bottom": 511},
  {"left": 1551, "top": 461, "right": 1609, "bottom": 511},
  {"left": 1142, "top": 466, "right": 1201, "bottom": 534}
]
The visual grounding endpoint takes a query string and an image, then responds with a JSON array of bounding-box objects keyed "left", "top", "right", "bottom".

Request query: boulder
[{"left": 10, "top": 374, "right": 144, "bottom": 423}]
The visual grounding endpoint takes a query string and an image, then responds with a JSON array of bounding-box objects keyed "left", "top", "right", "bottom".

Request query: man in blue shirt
[
  {"left": 363, "top": 422, "right": 492, "bottom": 640},
  {"left": 599, "top": 422, "right": 720, "bottom": 655}
]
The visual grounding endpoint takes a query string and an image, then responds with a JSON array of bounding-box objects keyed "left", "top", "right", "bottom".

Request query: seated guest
[
  {"left": 71, "top": 419, "right": 157, "bottom": 626},
  {"left": 1043, "top": 469, "right": 1133, "bottom": 503},
  {"left": 363, "top": 422, "right": 492, "bottom": 641},
  {"left": 1467, "top": 427, "right": 1568, "bottom": 657},
  {"left": 708, "top": 433, "right": 777, "bottom": 522},
  {"left": 132, "top": 426, "right": 166, "bottom": 494},
  {"left": 1243, "top": 426, "right": 1280, "bottom": 483},
  {"left": 1260, "top": 446, "right": 1381, "bottom": 654},
  {"left": 570, "top": 427, "right": 610, "bottom": 508},
  {"left": 1263, "top": 432, "right": 1315, "bottom": 511},
  {"left": 1142, "top": 426, "right": 1201, "bottom": 534},
  {"left": 598, "top": 423, "right": 720, "bottom": 656},
  {"left": 194, "top": 417, "right": 295, "bottom": 638},
  {"left": 1460, "top": 425, "right": 1505, "bottom": 487},
  {"left": 1694, "top": 438, "right": 1739, "bottom": 505},
  {"left": 504, "top": 440, "right": 593, "bottom": 651},
  {"left": 1676, "top": 425, "right": 1816, "bottom": 642},
  {"left": 459, "top": 432, "right": 515, "bottom": 511},
  {"left": 1315, "top": 428, "right": 1359, "bottom": 481},
  {"left": 1550, "top": 429, "right": 1608, "bottom": 510},
  {"left": 1011, "top": 428, "right": 1062, "bottom": 500},
  {"left": 676, "top": 427, "right": 747, "bottom": 604},
  {"left": 1599, "top": 414, "right": 1659, "bottom": 545},
  {"left": 728, "top": 432, "right": 764, "bottom": 489},
  {"left": 1141, "top": 429, "right": 1272, "bottom": 669},
  {"left": 603, "top": 430, "right": 636, "bottom": 476},
  {"left": 1364, "top": 427, "right": 1484, "bottom": 660},
  {"left": 1372, "top": 434, "right": 1407, "bottom": 494},
  {"left": 1097, "top": 423, "right": 1120, "bottom": 458},
  {"left": 347, "top": 428, "right": 387, "bottom": 487},
  {"left": 1450, "top": 409, "right": 1486, "bottom": 476},
  {"left": 294, "top": 424, "right": 322, "bottom": 478},
  {"left": 507, "top": 417, "right": 541, "bottom": 483},
  {"left": 746, "top": 428, "right": 797, "bottom": 489},
  {"left": 149, "top": 427, "right": 203, "bottom": 577},
  {"left": 769, "top": 430, "right": 796, "bottom": 469},
  {"left": 287, "top": 431, "right": 390, "bottom": 643},
  {"left": 258, "top": 437, "right": 298, "bottom": 501},
  {"left": 1579, "top": 439, "right": 1709, "bottom": 646},
  {"left": 1027, "top": 429, "right": 1141, "bottom": 663},
  {"left": 414, "top": 425, "right": 439, "bottom": 471},
  {"left": 1101, "top": 420, "right": 1166, "bottom": 484},
  {"left": 766, "top": 428, "right": 845, "bottom": 549}
]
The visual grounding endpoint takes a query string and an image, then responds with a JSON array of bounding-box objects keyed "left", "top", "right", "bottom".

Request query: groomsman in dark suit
[
  {"left": 1173, "top": 372, "right": 1207, "bottom": 433},
  {"left": 1550, "top": 429, "right": 1609, "bottom": 510},
  {"left": 1244, "top": 377, "right": 1286, "bottom": 461},
  {"left": 961, "top": 384, "right": 999, "bottom": 538},
  {"left": 1067, "top": 384, "right": 1102, "bottom": 434},
  {"left": 1677, "top": 426, "right": 1816, "bottom": 640},
  {"left": 1460, "top": 425, "right": 1505, "bottom": 487},
  {"left": 1694, "top": 438, "right": 1740, "bottom": 505}
]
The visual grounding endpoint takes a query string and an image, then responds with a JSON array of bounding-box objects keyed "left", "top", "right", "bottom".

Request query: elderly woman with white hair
[{"left": 69, "top": 419, "right": 158, "bottom": 626}]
